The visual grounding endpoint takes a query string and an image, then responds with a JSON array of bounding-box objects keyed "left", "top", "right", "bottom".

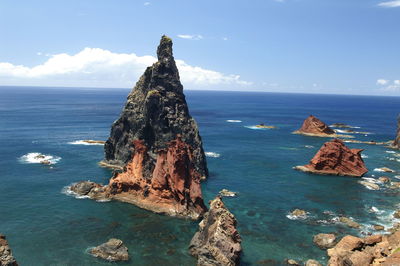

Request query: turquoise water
[{"left": 1, "top": 86, "right": 400, "bottom": 265}]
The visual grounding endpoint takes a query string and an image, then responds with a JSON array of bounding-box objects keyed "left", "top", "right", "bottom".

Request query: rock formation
[
  {"left": 294, "top": 139, "right": 368, "bottom": 177},
  {"left": 101, "top": 35, "right": 208, "bottom": 182},
  {"left": 313, "top": 233, "right": 336, "bottom": 249},
  {"left": 326, "top": 232, "right": 400, "bottom": 265},
  {"left": 293, "top": 115, "right": 336, "bottom": 137},
  {"left": 0, "top": 234, "right": 18, "bottom": 266},
  {"left": 393, "top": 115, "right": 400, "bottom": 149},
  {"left": 189, "top": 197, "right": 242, "bottom": 266},
  {"left": 71, "top": 36, "right": 207, "bottom": 219},
  {"left": 89, "top": 238, "right": 129, "bottom": 262}
]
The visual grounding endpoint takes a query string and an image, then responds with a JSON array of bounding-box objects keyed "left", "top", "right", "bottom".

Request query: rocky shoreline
[{"left": 0, "top": 234, "right": 18, "bottom": 266}]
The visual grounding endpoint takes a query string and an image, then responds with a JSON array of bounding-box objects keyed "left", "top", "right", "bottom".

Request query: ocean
[{"left": 1, "top": 86, "right": 399, "bottom": 265}]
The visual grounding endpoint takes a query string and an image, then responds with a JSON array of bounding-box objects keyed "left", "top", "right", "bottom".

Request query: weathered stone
[
  {"left": 358, "top": 181, "right": 380, "bottom": 190},
  {"left": 290, "top": 209, "right": 307, "bottom": 218},
  {"left": 305, "top": 259, "right": 322, "bottom": 266},
  {"left": 339, "top": 217, "right": 361, "bottom": 229},
  {"left": 379, "top": 176, "right": 391, "bottom": 183},
  {"left": 0, "top": 234, "right": 18, "bottom": 266},
  {"left": 313, "top": 233, "right": 336, "bottom": 249},
  {"left": 392, "top": 115, "right": 400, "bottom": 149},
  {"left": 295, "top": 139, "right": 368, "bottom": 177},
  {"left": 189, "top": 197, "right": 241, "bottom": 266},
  {"left": 219, "top": 189, "right": 238, "bottom": 197},
  {"left": 373, "top": 225, "right": 385, "bottom": 231},
  {"left": 89, "top": 238, "right": 129, "bottom": 262},
  {"left": 293, "top": 115, "right": 336, "bottom": 137}
]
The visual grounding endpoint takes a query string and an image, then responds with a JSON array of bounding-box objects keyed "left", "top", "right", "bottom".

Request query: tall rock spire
[{"left": 102, "top": 35, "right": 208, "bottom": 180}]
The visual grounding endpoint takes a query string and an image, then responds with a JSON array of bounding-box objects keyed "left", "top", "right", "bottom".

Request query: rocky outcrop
[
  {"left": 393, "top": 115, "right": 400, "bottom": 149},
  {"left": 89, "top": 238, "right": 129, "bottom": 262},
  {"left": 293, "top": 115, "right": 336, "bottom": 137},
  {"left": 0, "top": 234, "right": 18, "bottom": 266},
  {"left": 72, "top": 36, "right": 208, "bottom": 219},
  {"left": 294, "top": 139, "right": 368, "bottom": 177},
  {"left": 189, "top": 197, "right": 241, "bottom": 266},
  {"left": 101, "top": 35, "right": 208, "bottom": 181},
  {"left": 108, "top": 138, "right": 207, "bottom": 219},
  {"left": 326, "top": 232, "right": 400, "bottom": 265}
]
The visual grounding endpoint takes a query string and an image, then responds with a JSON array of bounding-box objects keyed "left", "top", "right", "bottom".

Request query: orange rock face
[
  {"left": 108, "top": 138, "right": 207, "bottom": 219},
  {"left": 295, "top": 139, "right": 368, "bottom": 177},
  {"left": 294, "top": 115, "right": 335, "bottom": 137}
]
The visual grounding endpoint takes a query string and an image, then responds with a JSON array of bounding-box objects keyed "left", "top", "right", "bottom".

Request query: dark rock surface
[
  {"left": 393, "top": 115, "right": 400, "bottom": 149},
  {"left": 0, "top": 234, "right": 18, "bottom": 266},
  {"left": 89, "top": 238, "right": 129, "bottom": 262},
  {"left": 189, "top": 197, "right": 241, "bottom": 266},
  {"left": 294, "top": 139, "right": 368, "bottom": 177},
  {"left": 102, "top": 35, "right": 208, "bottom": 180}
]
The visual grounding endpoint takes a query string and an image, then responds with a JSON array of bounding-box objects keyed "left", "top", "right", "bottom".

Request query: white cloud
[
  {"left": 177, "top": 34, "right": 203, "bottom": 40},
  {"left": 144, "top": 2, "right": 150, "bottom": 6},
  {"left": 0, "top": 47, "right": 251, "bottom": 88},
  {"left": 378, "top": 0, "right": 400, "bottom": 7},
  {"left": 377, "top": 79, "right": 389, "bottom": 85},
  {"left": 222, "top": 37, "right": 228, "bottom": 41},
  {"left": 377, "top": 79, "right": 400, "bottom": 92}
]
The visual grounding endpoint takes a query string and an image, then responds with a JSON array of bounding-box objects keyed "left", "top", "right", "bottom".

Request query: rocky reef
[
  {"left": 71, "top": 36, "right": 207, "bottom": 219},
  {"left": 393, "top": 115, "right": 400, "bottom": 149},
  {"left": 0, "top": 234, "right": 18, "bottom": 266},
  {"left": 89, "top": 238, "right": 129, "bottom": 262},
  {"left": 189, "top": 197, "right": 241, "bottom": 266},
  {"left": 294, "top": 139, "right": 368, "bottom": 177},
  {"left": 326, "top": 232, "right": 400, "bottom": 265},
  {"left": 293, "top": 115, "right": 336, "bottom": 137},
  {"left": 101, "top": 35, "right": 208, "bottom": 181}
]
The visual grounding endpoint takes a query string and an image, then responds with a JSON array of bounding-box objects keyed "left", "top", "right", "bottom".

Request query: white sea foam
[
  {"left": 244, "top": 126, "right": 269, "bottom": 130},
  {"left": 286, "top": 211, "right": 309, "bottom": 221},
  {"left": 304, "top": 145, "right": 314, "bottom": 149},
  {"left": 226, "top": 120, "right": 242, "bottom": 123},
  {"left": 386, "top": 151, "right": 396, "bottom": 154},
  {"left": 361, "top": 154, "right": 368, "bottom": 159},
  {"left": 19, "top": 152, "right": 61, "bottom": 165},
  {"left": 374, "top": 168, "right": 386, "bottom": 172},
  {"left": 362, "top": 177, "right": 379, "bottom": 184},
  {"left": 205, "top": 152, "right": 221, "bottom": 158},
  {"left": 61, "top": 185, "right": 90, "bottom": 199},
  {"left": 394, "top": 175, "right": 400, "bottom": 180},
  {"left": 68, "top": 140, "right": 104, "bottom": 146}
]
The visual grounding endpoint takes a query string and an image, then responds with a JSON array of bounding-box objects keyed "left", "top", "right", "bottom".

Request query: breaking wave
[{"left": 19, "top": 152, "right": 61, "bottom": 165}]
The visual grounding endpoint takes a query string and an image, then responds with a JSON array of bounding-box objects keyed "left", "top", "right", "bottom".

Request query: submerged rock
[
  {"left": 339, "top": 217, "right": 361, "bottom": 229},
  {"left": 285, "top": 259, "right": 300, "bottom": 265},
  {"left": 0, "top": 234, "right": 18, "bottom": 266},
  {"left": 189, "top": 197, "right": 241, "bottom": 266},
  {"left": 219, "top": 189, "right": 238, "bottom": 197},
  {"left": 313, "top": 233, "right": 336, "bottom": 249},
  {"left": 69, "top": 181, "right": 108, "bottom": 201},
  {"left": 290, "top": 209, "right": 307, "bottom": 218},
  {"left": 72, "top": 36, "right": 208, "bottom": 220},
  {"left": 294, "top": 139, "right": 368, "bottom": 177},
  {"left": 305, "top": 259, "right": 322, "bottom": 266},
  {"left": 375, "top": 167, "right": 395, "bottom": 173},
  {"left": 379, "top": 176, "right": 391, "bottom": 183},
  {"left": 89, "top": 238, "right": 129, "bottom": 262},
  {"left": 293, "top": 115, "right": 336, "bottom": 137},
  {"left": 358, "top": 181, "right": 380, "bottom": 190}
]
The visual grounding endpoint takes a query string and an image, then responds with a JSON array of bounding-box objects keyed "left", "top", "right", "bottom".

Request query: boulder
[
  {"left": 305, "top": 259, "right": 322, "bottom": 266},
  {"left": 313, "top": 233, "right": 336, "bottom": 249},
  {"left": 293, "top": 115, "right": 336, "bottom": 137},
  {"left": 339, "top": 217, "right": 361, "bottom": 229},
  {"left": 0, "top": 234, "right": 18, "bottom": 266},
  {"left": 358, "top": 181, "right": 380, "bottom": 190},
  {"left": 89, "top": 238, "right": 129, "bottom": 262},
  {"left": 219, "top": 189, "right": 238, "bottom": 197}
]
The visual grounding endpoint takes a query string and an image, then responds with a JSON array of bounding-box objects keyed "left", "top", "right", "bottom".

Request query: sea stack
[
  {"left": 293, "top": 115, "right": 336, "bottom": 137},
  {"left": 72, "top": 36, "right": 208, "bottom": 219},
  {"left": 101, "top": 35, "right": 208, "bottom": 182},
  {"left": 294, "top": 139, "right": 368, "bottom": 177},
  {"left": 393, "top": 115, "right": 400, "bottom": 149},
  {"left": 189, "top": 197, "right": 242, "bottom": 266}
]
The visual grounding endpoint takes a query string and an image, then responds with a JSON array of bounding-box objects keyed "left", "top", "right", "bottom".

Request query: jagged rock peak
[
  {"left": 102, "top": 35, "right": 208, "bottom": 181},
  {"left": 394, "top": 114, "right": 400, "bottom": 148}
]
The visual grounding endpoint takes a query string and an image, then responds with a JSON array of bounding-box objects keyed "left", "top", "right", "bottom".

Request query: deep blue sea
[{"left": 1, "top": 86, "right": 400, "bottom": 265}]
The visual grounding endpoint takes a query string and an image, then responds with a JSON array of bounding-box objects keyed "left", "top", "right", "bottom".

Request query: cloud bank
[
  {"left": 0, "top": 48, "right": 251, "bottom": 89},
  {"left": 376, "top": 79, "right": 400, "bottom": 92},
  {"left": 378, "top": 0, "right": 400, "bottom": 7}
]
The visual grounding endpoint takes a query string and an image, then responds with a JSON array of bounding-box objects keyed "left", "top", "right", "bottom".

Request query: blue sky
[{"left": 0, "top": 0, "right": 399, "bottom": 95}]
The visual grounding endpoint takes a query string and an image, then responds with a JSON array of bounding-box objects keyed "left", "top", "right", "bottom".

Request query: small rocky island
[
  {"left": 294, "top": 139, "right": 368, "bottom": 177},
  {"left": 189, "top": 197, "right": 242, "bottom": 266},
  {"left": 70, "top": 36, "right": 208, "bottom": 219},
  {"left": 293, "top": 115, "right": 336, "bottom": 137}
]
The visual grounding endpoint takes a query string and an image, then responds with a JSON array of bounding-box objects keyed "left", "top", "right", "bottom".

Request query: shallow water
[{"left": 1, "top": 86, "right": 399, "bottom": 265}]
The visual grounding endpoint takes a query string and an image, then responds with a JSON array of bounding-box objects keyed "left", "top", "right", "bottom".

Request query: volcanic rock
[
  {"left": 0, "top": 234, "right": 18, "bottom": 266},
  {"left": 313, "top": 233, "right": 336, "bottom": 249},
  {"left": 89, "top": 238, "right": 129, "bottom": 262},
  {"left": 72, "top": 36, "right": 208, "bottom": 219},
  {"left": 294, "top": 139, "right": 368, "bottom": 177},
  {"left": 393, "top": 115, "right": 400, "bottom": 149},
  {"left": 69, "top": 181, "right": 108, "bottom": 201},
  {"left": 326, "top": 231, "right": 400, "bottom": 266},
  {"left": 101, "top": 35, "right": 208, "bottom": 182},
  {"left": 189, "top": 197, "right": 241, "bottom": 266},
  {"left": 293, "top": 115, "right": 336, "bottom": 137}
]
